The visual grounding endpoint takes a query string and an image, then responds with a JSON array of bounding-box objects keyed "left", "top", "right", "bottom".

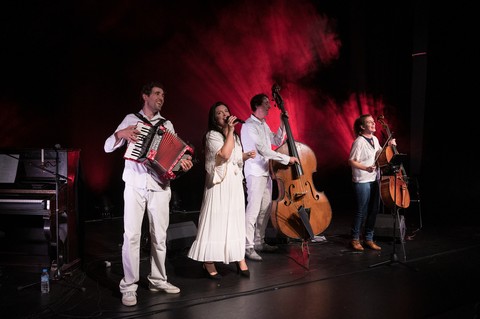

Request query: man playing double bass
[
  {"left": 348, "top": 114, "right": 396, "bottom": 251},
  {"left": 241, "top": 93, "right": 299, "bottom": 261}
]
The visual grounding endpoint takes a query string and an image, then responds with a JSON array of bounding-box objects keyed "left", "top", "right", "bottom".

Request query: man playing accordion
[{"left": 104, "top": 81, "right": 193, "bottom": 307}]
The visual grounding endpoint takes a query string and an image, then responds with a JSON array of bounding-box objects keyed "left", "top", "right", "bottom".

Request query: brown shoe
[
  {"left": 365, "top": 240, "right": 381, "bottom": 250},
  {"left": 351, "top": 240, "right": 364, "bottom": 251}
]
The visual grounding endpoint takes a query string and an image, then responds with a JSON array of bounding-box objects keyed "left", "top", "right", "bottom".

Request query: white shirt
[
  {"left": 241, "top": 114, "right": 290, "bottom": 177},
  {"left": 104, "top": 110, "right": 175, "bottom": 189},
  {"left": 349, "top": 135, "right": 382, "bottom": 183}
]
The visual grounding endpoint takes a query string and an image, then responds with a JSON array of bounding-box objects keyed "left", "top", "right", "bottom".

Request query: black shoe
[
  {"left": 254, "top": 243, "right": 278, "bottom": 252},
  {"left": 203, "top": 262, "right": 222, "bottom": 280},
  {"left": 236, "top": 262, "right": 250, "bottom": 278}
]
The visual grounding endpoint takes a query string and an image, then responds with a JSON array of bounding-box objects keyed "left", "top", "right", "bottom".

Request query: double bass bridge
[{"left": 293, "top": 191, "right": 307, "bottom": 200}]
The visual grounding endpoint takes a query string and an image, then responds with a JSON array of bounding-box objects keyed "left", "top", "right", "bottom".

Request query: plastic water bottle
[{"left": 41, "top": 268, "right": 50, "bottom": 294}]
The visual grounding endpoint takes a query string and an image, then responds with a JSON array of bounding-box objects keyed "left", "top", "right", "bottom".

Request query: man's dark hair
[
  {"left": 250, "top": 93, "right": 268, "bottom": 112},
  {"left": 141, "top": 81, "right": 166, "bottom": 96}
]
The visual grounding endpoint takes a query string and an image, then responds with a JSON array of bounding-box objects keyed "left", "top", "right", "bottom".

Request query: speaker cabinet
[
  {"left": 374, "top": 214, "right": 406, "bottom": 240},
  {"left": 166, "top": 221, "right": 197, "bottom": 251}
]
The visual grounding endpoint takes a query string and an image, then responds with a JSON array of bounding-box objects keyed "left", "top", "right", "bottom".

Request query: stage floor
[{"left": 1, "top": 209, "right": 480, "bottom": 319}]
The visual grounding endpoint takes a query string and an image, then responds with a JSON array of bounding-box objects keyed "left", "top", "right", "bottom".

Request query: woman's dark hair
[
  {"left": 353, "top": 114, "right": 372, "bottom": 136},
  {"left": 250, "top": 93, "right": 269, "bottom": 112},
  {"left": 203, "top": 101, "right": 240, "bottom": 148}
]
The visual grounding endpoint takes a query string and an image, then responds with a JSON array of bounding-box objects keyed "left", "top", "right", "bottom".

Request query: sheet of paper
[{"left": 0, "top": 154, "right": 19, "bottom": 183}]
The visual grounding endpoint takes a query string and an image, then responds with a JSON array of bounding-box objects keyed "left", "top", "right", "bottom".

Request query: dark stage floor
[{"left": 1, "top": 207, "right": 480, "bottom": 319}]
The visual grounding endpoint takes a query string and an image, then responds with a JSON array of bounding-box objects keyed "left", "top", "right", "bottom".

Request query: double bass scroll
[{"left": 269, "top": 84, "right": 332, "bottom": 240}]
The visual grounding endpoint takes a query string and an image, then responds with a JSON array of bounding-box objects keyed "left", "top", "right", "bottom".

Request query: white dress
[{"left": 187, "top": 131, "right": 246, "bottom": 263}]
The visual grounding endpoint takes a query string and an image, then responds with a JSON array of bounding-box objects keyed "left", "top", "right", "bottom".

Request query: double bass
[
  {"left": 376, "top": 115, "right": 410, "bottom": 209},
  {"left": 269, "top": 84, "right": 332, "bottom": 240}
]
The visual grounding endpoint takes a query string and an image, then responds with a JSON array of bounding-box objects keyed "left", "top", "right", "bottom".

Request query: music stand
[{"left": 370, "top": 154, "right": 417, "bottom": 271}]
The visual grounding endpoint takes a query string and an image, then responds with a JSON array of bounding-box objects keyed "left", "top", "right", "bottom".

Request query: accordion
[{"left": 124, "top": 121, "right": 194, "bottom": 180}]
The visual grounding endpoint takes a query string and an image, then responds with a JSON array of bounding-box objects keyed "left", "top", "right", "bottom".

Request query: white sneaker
[
  {"left": 122, "top": 291, "right": 137, "bottom": 306},
  {"left": 311, "top": 235, "right": 326, "bottom": 243},
  {"left": 149, "top": 281, "right": 180, "bottom": 294},
  {"left": 245, "top": 248, "right": 262, "bottom": 261}
]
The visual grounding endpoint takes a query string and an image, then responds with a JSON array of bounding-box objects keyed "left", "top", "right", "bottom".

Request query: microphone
[{"left": 226, "top": 116, "right": 245, "bottom": 124}]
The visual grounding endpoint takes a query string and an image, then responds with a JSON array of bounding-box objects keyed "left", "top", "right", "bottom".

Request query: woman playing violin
[{"left": 348, "top": 114, "right": 396, "bottom": 251}]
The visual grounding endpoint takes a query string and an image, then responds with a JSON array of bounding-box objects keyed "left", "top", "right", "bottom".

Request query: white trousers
[
  {"left": 119, "top": 184, "right": 171, "bottom": 293},
  {"left": 245, "top": 175, "right": 272, "bottom": 249}
]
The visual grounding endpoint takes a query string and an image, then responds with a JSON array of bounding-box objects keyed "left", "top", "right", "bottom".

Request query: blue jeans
[{"left": 351, "top": 181, "right": 381, "bottom": 241}]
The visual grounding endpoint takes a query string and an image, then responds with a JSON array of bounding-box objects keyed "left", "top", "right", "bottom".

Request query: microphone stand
[
  {"left": 52, "top": 146, "right": 62, "bottom": 280},
  {"left": 50, "top": 146, "right": 86, "bottom": 292}
]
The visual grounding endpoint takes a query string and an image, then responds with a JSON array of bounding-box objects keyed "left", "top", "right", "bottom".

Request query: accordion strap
[{"left": 134, "top": 112, "right": 166, "bottom": 128}]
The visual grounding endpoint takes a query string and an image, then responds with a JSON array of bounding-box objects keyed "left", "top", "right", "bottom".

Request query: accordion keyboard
[{"left": 124, "top": 122, "right": 155, "bottom": 161}]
